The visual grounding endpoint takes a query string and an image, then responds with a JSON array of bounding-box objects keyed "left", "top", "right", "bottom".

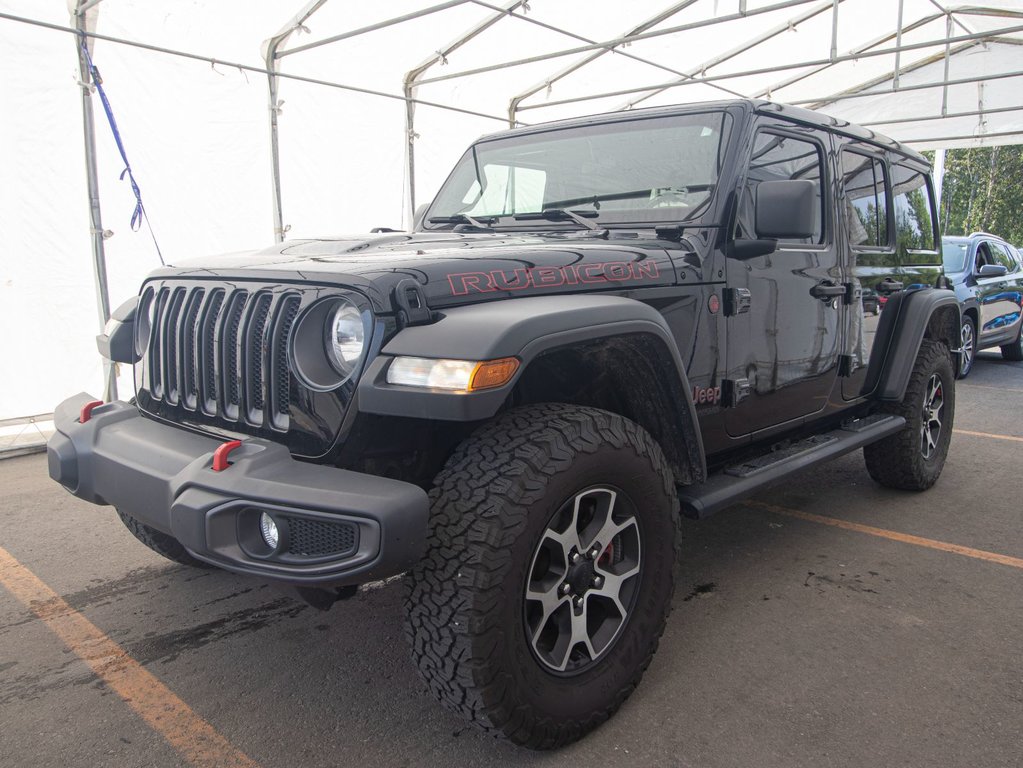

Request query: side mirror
[
  {"left": 977, "top": 263, "right": 1008, "bottom": 278},
  {"left": 729, "top": 238, "right": 778, "bottom": 260},
  {"left": 412, "top": 203, "right": 429, "bottom": 230},
  {"left": 755, "top": 180, "right": 816, "bottom": 239}
]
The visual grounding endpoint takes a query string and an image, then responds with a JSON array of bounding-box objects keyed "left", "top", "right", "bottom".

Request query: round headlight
[{"left": 325, "top": 299, "right": 366, "bottom": 377}]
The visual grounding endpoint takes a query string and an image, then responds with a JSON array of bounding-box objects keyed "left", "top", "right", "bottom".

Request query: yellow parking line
[
  {"left": 0, "top": 546, "right": 259, "bottom": 768},
  {"left": 953, "top": 429, "right": 1023, "bottom": 443},
  {"left": 746, "top": 501, "right": 1023, "bottom": 570}
]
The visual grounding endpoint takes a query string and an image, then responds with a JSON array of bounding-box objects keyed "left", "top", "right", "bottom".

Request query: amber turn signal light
[{"left": 468, "top": 357, "right": 520, "bottom": 391}]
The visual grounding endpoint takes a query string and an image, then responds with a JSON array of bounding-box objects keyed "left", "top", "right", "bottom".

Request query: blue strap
[{"left": 80, "top": 37, "right": 164, "bottom": 265}]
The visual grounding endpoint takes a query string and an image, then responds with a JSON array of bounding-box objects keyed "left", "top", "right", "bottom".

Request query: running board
[{"left": 679, "top": 414, "right": 906, "bottom": 519}]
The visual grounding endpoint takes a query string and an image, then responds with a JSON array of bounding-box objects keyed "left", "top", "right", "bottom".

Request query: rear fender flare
[{"left": 875, "top": 289, "right": 960, "bottom": 401}]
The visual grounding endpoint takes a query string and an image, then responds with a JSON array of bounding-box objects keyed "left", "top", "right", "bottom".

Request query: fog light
[{"left": 259, "top": 512, "right": 280, "bottom": 550}]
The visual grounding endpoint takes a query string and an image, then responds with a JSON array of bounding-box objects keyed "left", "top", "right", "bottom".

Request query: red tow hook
[
  {"left": 79, "top": 400, "right": 104, "bottom": 424},
  {"left": 212, "top": 440, "right": 243, "bottom": 472}
]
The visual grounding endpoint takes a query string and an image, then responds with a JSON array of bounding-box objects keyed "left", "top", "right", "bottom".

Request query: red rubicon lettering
[
  {"left": 447, "top": 261, "right": 661, "bottom": 296},
  {"left": 448, "top": 272, "right": 496, "bottom": 296}
]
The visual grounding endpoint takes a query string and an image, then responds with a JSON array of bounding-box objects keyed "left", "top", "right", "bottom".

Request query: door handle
[
  {"left": 810, "top": 281, "right": 846, "bottom": 301},
  {"left": 876, "top": 278, "right": 904, "bottom": 293}
]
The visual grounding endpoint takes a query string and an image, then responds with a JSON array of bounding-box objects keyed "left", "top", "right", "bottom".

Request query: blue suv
[{"left": 941, "top": 233, "right": 1023, "bottom": 377}]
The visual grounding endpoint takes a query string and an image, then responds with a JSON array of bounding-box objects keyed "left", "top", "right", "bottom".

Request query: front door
[
  {"left": 724, "top": 124, "right": 842, "bottom": 437},
  {"left": 976, "top": 240, "right": 1023, "bottom": 346}
]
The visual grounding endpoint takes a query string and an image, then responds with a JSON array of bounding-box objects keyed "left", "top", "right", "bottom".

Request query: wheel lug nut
[
  {"left": 573, "top": 596, "right": 584, "bottom": 609},
  {"left": 570, "top": 551, "right": 581, "bottom": 564},
  {"left": 560, "top": 582, "right": 572, "bottom": 595},
  {"left": 592, "top": 575, "right": 604, "bottom": 588},
  {"left": 587, "top": 545, "right": 601, "bottom": 560}
]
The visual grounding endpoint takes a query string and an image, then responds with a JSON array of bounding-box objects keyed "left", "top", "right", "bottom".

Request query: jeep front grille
[{"left": 143, "top": 284, "right": 301, "bottom": 432}]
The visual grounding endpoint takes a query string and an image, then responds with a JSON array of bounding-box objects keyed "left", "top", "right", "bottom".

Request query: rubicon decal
[{"left": 447, "top": 261, "right": 660, "bottom": 296}]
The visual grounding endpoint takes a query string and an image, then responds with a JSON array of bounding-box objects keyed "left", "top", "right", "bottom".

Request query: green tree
[{"left": 930, "top": 145, "right": 1023, "bottom": 246}]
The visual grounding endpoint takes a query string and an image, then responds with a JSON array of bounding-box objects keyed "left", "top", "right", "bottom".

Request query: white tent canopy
[{"left": 1, "top": 0, "right": 1021, "bottom": 421}]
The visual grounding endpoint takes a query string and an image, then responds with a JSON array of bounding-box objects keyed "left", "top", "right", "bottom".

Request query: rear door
[
  {"left": 836, "top": 143, "right": 896, "bottom": 400},
  {"left": 724, "top": 122, "right": 841, "bottom": 436}
]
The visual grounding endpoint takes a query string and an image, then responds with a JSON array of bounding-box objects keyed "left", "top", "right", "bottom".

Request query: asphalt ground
[{"left": 1, "top": 350, "right": 1021, "bottom": 768}]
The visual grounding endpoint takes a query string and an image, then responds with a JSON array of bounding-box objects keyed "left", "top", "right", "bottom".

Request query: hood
[{"left": 160, "top": 230, "right": 691, "bottom": 312}]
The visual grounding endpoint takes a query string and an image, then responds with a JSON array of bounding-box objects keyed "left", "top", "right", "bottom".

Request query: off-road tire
[
  {"left": 1001, "top": 326, "right": 1023, "bottom": 361},
  {"left": 115, "top": 508, "right": 211, "bottom": 568},
  {"left": 958, "top": 315, "right": 976, "bottom": 378},
  {"left": 404, "top": 403, "right": 681, "bottom": 749},
  {"left": 864, "top": 340, "right": 955, "bottom": 490}
]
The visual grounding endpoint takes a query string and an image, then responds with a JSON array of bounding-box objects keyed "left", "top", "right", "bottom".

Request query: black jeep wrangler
[{"left": 48, "top": 99, "right": 960, "bottom": 748}]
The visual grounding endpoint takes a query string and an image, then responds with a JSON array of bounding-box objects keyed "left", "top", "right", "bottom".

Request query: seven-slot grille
[{"left": 143, "top": 284, "right": 302, "bottom": 431}]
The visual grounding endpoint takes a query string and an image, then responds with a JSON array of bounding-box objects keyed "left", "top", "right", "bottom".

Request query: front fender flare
[{"left": 357, "top": 294, "right": 705, "bottom": 481}]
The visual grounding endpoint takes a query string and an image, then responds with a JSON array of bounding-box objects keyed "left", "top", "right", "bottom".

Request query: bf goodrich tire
[
  {"left": 404, "top": 404, "right": 681, "bottom": 749},
  {"left": 864, "top": 340, "right": 955, "bottom": 491},
  {"left": 115, "top": 508, "right": 211, "bottom": 568}
]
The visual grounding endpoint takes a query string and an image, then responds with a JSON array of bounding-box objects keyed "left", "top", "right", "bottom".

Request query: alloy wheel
[
  {"left": 960, "top": 320, "right": 975, "bottom": 376},
  {"left": 920, "top": 373, "right": 944, "bottom": 459},
  {"left": 524, "top": 487, "right": 641, "bottom": 674}
]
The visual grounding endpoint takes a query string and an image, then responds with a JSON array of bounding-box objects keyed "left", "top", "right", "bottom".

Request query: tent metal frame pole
[
  {"left": 942, "top": 13, "right": 953, "bottom": 116},
  {"left": 277, "top": 0, "right": 473, "bottom": 58},
  {"left": 416, "top": 0, "right": 824, "bottom": 86},
  {"left": 830, "top": 0, "right": 839, "bottom": 62},
  {"left": 512, "top": 23, "right": 1023, "bottom": 113},
  {"left": 799, "top": 67, "right": 1023, "bottom": 107},
  {"left": 752, "top": 12, "right": 942, "bottom": 100},
  {"left": 263, "top": 0, "right": 329, "bottom": 244},
  {"left": 899, "top": 128, "right": 1021, "bottom": 144},
  {"left": 808, "top": 39, "right": 980, "bottom": 108},
  {"left": 894, "top": 0, "right": 905, "bottom": 89},
  {"left": 614, "top": 0, "right": 841, "bottom": 112},
  {"left": 487, "top": 0, "right": 744, "bottom": 126},
  {"left": 508, "top": 0, "right": 701, "bottom": 127},
  {"left": 1, "top": 11, "right": 510, "bottom": 124},
  {"left": 860, "top": 104, "right": 1023, "bottom": 128},
  {"left": 402, "top": 0, "right": 526, "bottom": 229},
  {"left": 72, "top": 0, "right": 116, "bottom": 402}
]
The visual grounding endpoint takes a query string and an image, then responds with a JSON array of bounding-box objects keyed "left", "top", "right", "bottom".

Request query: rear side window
[
  {"left": 841, "top": 151, "right": 888, "bottom": 247},
  {"left": 891, "top": 164, "right": 937, "bottom": 263},
  {"left": 737, "top": 131, "right": 825, "bottom": 245}
]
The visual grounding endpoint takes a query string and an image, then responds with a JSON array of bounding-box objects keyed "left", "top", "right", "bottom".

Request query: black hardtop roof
[{"left": 478, "top": 98, "right": 927, "bottom": 165}]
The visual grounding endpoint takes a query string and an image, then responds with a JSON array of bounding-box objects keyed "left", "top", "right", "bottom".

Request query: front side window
[
  {"left": 990, "top": 242, "right": 1019, "bottom": 273},
  {"left": 841, "top": 151, "right": 888, "bottom": 247},
  {"left": 736, "top": 131, "right": 825, "bottom": 245},
  {"left": 427, "top": 111, "right": 733, "bottom": 228},
  {"left": 891, "top": 164, "right": 937, "bottom": 263}
]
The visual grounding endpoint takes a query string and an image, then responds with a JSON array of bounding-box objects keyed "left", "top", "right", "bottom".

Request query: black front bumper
[{"left": 47, "top": 393, "right": 430, "bottom": 587}]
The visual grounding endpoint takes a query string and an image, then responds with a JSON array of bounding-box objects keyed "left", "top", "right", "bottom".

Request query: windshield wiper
[
  {"left": 428, "top": 213, "right": 494, "bottom": 229},
  {"left": 513, "top": 209, "right": 603, "bottom": 231}
]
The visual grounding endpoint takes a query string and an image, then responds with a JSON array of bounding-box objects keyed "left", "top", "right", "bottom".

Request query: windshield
[
  {"left": 941, "top": 239, "right": 969, "bottom": 273},
  {"left": 425, "top": 111, "right": 733, "bottom": 229}
]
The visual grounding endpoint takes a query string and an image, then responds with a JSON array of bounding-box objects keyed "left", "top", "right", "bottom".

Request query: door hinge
[
  {"left": 724, "top": 287, "right": 752, "bottom": 316},
  {"left": 723, "top": 377, "right": 751, "bottom": 407}
]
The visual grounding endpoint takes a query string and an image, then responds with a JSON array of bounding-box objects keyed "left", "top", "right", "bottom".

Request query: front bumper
[{"left": 47, "top": 393, "right": 430, "bottom": 587}]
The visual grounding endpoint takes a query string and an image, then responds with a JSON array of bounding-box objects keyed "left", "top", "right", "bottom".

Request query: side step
[{"left": 678, "top": 414, "right": 906, "bottom": 519}]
